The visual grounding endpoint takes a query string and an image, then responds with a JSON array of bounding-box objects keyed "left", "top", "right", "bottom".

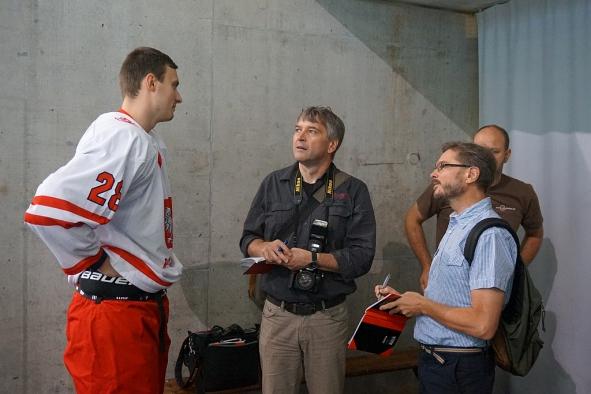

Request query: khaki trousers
[{"left": 259, "top": 299, "right": 348, "bottom": 394}]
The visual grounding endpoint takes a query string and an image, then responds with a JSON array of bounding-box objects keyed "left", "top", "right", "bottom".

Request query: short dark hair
[
  {"left": 476, "top": 124, "right": 510, "bottom": 150},
  {"left": 119, "top": 47, "right": 178, "bottom": 98},
  {"left": 298, "top": 106, "right": 345, "bottom": 154},
  {"left": 441, "top": 141, "right": 497, "bottom": 191}
]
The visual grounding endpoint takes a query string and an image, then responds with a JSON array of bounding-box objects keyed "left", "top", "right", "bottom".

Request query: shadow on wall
[
  {"left": 382, "top": 240, "right": 422, "bottom": 294},
  {"left": 347, "top": 240, "right": 421, "bottom": 321},
  {"left": 494, "top": 239, "right": 576, "bottom": 393},
  {"left": 180, "top": 266, "right": 209, "bottom": 318},
  {"left": 316, "top": 0, "right": 478, "bottom": 134}
]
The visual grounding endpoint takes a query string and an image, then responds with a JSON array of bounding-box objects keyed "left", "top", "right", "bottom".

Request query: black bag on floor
[{"left": 175, "top": 324, "right": 260, "bottom": 393}]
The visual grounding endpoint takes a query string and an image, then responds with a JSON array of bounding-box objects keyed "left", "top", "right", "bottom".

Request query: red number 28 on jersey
[{"left": 87, "top": 172, "right": 123, "bottom": 211}]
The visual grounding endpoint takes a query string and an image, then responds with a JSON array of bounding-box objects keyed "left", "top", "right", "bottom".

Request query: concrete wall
[{"left": 0, "top": 0, "right": 477, "bottom": 392}]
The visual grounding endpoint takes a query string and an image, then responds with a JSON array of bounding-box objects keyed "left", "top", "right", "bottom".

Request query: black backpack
[{"left": 464, "top": 218, "right": 544, "bottom": 376}]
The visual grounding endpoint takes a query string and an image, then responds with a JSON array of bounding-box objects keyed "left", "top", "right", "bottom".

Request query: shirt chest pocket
[
  {"left": 266, "top": 202, "right": 294, "bottom": 238},
  {"left": 326, "top": 202, "right": 352, "bottom": 248},
  {"left": 440, "top": 247, "right": 466, "bottom": 267}
]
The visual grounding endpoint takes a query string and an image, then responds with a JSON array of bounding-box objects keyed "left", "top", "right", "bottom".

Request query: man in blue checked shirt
[{"left": 376, "top": 141, "right": 517, "bottom": 394}]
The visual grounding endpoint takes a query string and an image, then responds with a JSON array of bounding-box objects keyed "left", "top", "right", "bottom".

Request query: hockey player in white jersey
[{"left": 24, "top": 47, "right": 183, "bottom": 394}]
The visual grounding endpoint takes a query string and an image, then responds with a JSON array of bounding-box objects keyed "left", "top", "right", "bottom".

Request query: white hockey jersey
[{"left": 25, "top": 111, "right": 183, "bottom": 292}]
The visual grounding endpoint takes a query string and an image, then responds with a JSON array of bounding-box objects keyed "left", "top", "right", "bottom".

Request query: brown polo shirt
[{"left": 416, "top": 174, "right": 543, "bottom": 246}]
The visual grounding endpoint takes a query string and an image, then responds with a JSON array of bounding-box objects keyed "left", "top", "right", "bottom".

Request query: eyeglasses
[{"left": 433, "top": 162, "right": 472, "bottom": 172}]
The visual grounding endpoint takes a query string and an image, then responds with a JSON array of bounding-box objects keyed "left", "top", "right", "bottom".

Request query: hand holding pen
[
  {"left": 273, "top": 239, "right": 291, "bottom": 263},
  {"left": 276, "top": 239, "right": 290, "bottom": 253},
  {"left": 375, "top": 273, "right": 391, "bottom": 300},
  {"left": 255, "top": 239, "right": 291, "bottom": 264}
]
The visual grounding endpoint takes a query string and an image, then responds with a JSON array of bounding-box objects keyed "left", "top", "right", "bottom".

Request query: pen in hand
[
  {"left": 378, "top": 273, "right": 391, "bottom": 300},
  {"left": 276, "top": 239, "right": 290, "bottom": 253}
]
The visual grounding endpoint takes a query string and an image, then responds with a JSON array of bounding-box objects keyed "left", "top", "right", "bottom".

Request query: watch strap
[{"left": 310, "top": 251, "right": 318, "bottom": 269}]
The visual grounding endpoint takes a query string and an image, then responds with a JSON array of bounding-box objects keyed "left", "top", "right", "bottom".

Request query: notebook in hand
[
  {"left": 240, "top": 257, "right": 274, "bottom": 274},
  {"left": 347, "top": 293, "right": 408, "bottom": 356}
]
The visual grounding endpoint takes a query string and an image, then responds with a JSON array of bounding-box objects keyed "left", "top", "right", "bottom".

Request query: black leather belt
[{"left": 267, "top": 294, "right": 345, "bottom": 316}]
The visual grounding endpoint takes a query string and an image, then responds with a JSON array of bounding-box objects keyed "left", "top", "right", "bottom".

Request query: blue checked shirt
[{"left": 414, "top": 197, "right": 517, "bottom": 348}]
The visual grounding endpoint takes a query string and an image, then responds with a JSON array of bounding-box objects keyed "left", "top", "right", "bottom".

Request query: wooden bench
[
  {"left": 345, "top": 348, "right": 419, "bottom": 378},
  {"left": 164, "top": 347, "right": 419, "bottom": 394}
]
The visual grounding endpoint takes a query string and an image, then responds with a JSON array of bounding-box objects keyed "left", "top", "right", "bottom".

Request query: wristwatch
[{"left": 310, "top": 251, "right": 318, "bottom": 269}]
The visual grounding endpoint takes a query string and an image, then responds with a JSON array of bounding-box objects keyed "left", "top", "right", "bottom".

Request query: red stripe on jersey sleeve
[
  {"left": 105, "top": 245, "right": 173, "bottom": 287},
  {"left": 32, "top": 196, "right": 110, "bottom": 225},
  {"left": 24, "top": 213, "right": 83, "bottom": 229},
  {"left": 63, "top": 250, "right": 105, "bottom": 275}
]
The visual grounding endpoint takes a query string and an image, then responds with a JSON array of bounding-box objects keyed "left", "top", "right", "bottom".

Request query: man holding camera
[{"left": 240, "top": 106, "right": 376, "bottom": 394}]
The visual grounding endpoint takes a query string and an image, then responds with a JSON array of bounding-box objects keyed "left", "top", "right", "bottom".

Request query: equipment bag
[
  {"left": 175, "top": 324, "right": 260, "bottom": 393},
  {"left": 463, "top": 217, "right": 545, "bottom": 376}
]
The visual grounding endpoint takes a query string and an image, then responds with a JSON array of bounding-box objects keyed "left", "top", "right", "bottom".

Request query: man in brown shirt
[{"left": 405, "top": 125, "right": 544, "bottom": 290}]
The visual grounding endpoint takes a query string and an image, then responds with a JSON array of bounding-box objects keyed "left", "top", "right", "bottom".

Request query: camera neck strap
[
  {"left": 275, "top": 163, "right": 349, "bottom": 247},
  {"left": 293, "top": 163, "right": 336, "bottom": 206}
]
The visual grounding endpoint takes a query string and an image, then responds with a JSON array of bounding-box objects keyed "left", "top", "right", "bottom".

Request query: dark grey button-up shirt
[{"left": 240, "top": 163, "right": 376, "bottom": 303}]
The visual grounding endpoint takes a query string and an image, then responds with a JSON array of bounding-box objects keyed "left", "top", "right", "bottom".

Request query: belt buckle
[
  {"left": 294, "top": 303, "right": 316, "bottom": 315},
  {"left": 421, "top": 345, "right": 446, "bottom": 365}
]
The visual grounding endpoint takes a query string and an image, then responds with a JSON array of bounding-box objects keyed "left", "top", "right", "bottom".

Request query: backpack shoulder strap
[{"left": 463, "top": 217, "right": 520, "bottom": 265}]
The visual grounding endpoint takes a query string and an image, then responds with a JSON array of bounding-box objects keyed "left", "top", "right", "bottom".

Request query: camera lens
[{"left": 296, "top": 271, "right": 315, "bottom": 290}]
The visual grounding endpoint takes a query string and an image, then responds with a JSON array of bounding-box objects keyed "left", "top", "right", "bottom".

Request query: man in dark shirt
[
  {"left": 240, "top": 106, "right": 376, "bottom": 394},
  {"left": 405, "top": 125, "right": 543, "bottom": 290}
]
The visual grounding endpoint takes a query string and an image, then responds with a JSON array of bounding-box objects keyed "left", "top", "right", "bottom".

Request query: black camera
[{"left": 289, "top": 219, "right": 328, "bottom": 293}]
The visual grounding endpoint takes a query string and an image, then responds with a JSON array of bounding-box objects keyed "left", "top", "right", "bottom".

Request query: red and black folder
[{"left": 347, "top": 293, "right": 408, "bottom": 356}]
